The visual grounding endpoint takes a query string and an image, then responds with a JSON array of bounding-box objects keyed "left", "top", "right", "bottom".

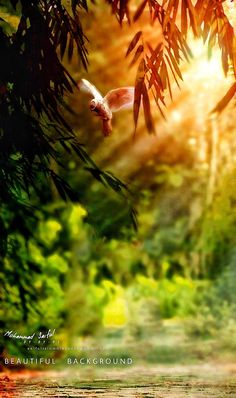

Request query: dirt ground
[{"left": 1, "top": 363, "right": 236, "bottom": 397}]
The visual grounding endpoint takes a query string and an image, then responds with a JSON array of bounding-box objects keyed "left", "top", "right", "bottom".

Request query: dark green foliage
[
  {"left": 0, "top": 0, "right": 87, "bottom": 210},
  {"left": 0, "top": 0, "right": 135, "bottom": 253},
  {"left": 0, "top": 1, "right": 138, "bottom": 350}
]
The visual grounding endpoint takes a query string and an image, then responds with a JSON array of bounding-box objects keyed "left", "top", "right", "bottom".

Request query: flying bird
[{"left": 78, "top": 78, "right": 134, "bottom": 136}]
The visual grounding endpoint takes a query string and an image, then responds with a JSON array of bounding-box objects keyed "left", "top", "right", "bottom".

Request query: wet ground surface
[{"left": 1, "top": 364, "right": 236, "bottom": 397}]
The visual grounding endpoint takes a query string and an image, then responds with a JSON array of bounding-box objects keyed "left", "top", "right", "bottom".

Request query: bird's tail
[{"left": 102, "top": 119, "right": 112, "bottom": 136}]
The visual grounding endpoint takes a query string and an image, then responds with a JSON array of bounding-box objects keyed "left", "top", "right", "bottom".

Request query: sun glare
[{"left": 185, "top": 40, "right": 227, "bottom": 90}]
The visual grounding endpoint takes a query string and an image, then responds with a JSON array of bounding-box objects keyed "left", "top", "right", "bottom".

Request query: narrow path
[{"left": 1, "top": 363, "right": 236, "bottom": 398}]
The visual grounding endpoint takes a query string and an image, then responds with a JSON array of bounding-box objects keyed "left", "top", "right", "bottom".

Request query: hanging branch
[
  {"left": 0, "top": 0, "right": 135, "bottom": 210},
  {"left": 108, "top": 0, "right": 236, "bottom": 130}
]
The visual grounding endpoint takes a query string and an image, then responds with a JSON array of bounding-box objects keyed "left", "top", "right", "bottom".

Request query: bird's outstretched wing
[
  {"left": 105, "top": 87, "right": 134, "bottom": 112},
  {"left": 78, "top": 78, "right": 103, "bottom": 100}
]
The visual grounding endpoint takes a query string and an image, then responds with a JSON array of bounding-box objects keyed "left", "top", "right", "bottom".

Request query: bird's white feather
[{"left": 78, "top": 78, "right": 103, "bottom": 100}]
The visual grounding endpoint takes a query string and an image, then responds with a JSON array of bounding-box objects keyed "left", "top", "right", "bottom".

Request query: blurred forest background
[{"left": 1, "top": 0, "right": 236, "bottom": 367}]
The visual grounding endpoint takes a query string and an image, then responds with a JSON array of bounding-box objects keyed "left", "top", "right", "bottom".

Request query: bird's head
[{"left": 89, "top": 99, "right": 99, "bottom": 112}]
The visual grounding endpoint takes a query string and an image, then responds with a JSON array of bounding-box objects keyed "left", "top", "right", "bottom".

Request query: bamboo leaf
[
  {"left": 60, "top": 25, "right": 68, "bottom": 59},
  {"left": 171, "top": 0, "right": 179, "bottom": 34},
  {"left": 51, "top": 175, "right": 67, "bottom": 201},
  {"left": 133, "top": 0, "right": 148, "bottom": 22},
  {"left": 165, "top": 54, "right": 180, "bottom": 87},
  {"left": 134, "top": 58, "right": 146, "bottom": 132},
  {"left": 142, "top": 83, "right": 155, "bottom": 134},
  {"left": 166, "top": 48, "right": 183, "bottom": 80},
  {"left": 68, "top": 34, "right": 74, "bottom": 61},
  {"left": 186, "top": 0, "right": 200, "bottom": 37},
  {"left": 163, "top": 0, "right": 175, "bottom": 31},
  {"left": 160, "top": 61, "right": 167, "bottom": 90},
  {"left": 129, "top": 44, "right": 144, "bottom": 67},
  {"left": 126, "top": 31, "right": 142, "bottom": 57},
  {"left": 211, "top": 83, "right": 236, "bottom": 114},
  {"left": 181, "top": 0, "right": 188, "bottom": 37},
  {"left": 130, "top": 206, "right": 138, "bottom": 231}
]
